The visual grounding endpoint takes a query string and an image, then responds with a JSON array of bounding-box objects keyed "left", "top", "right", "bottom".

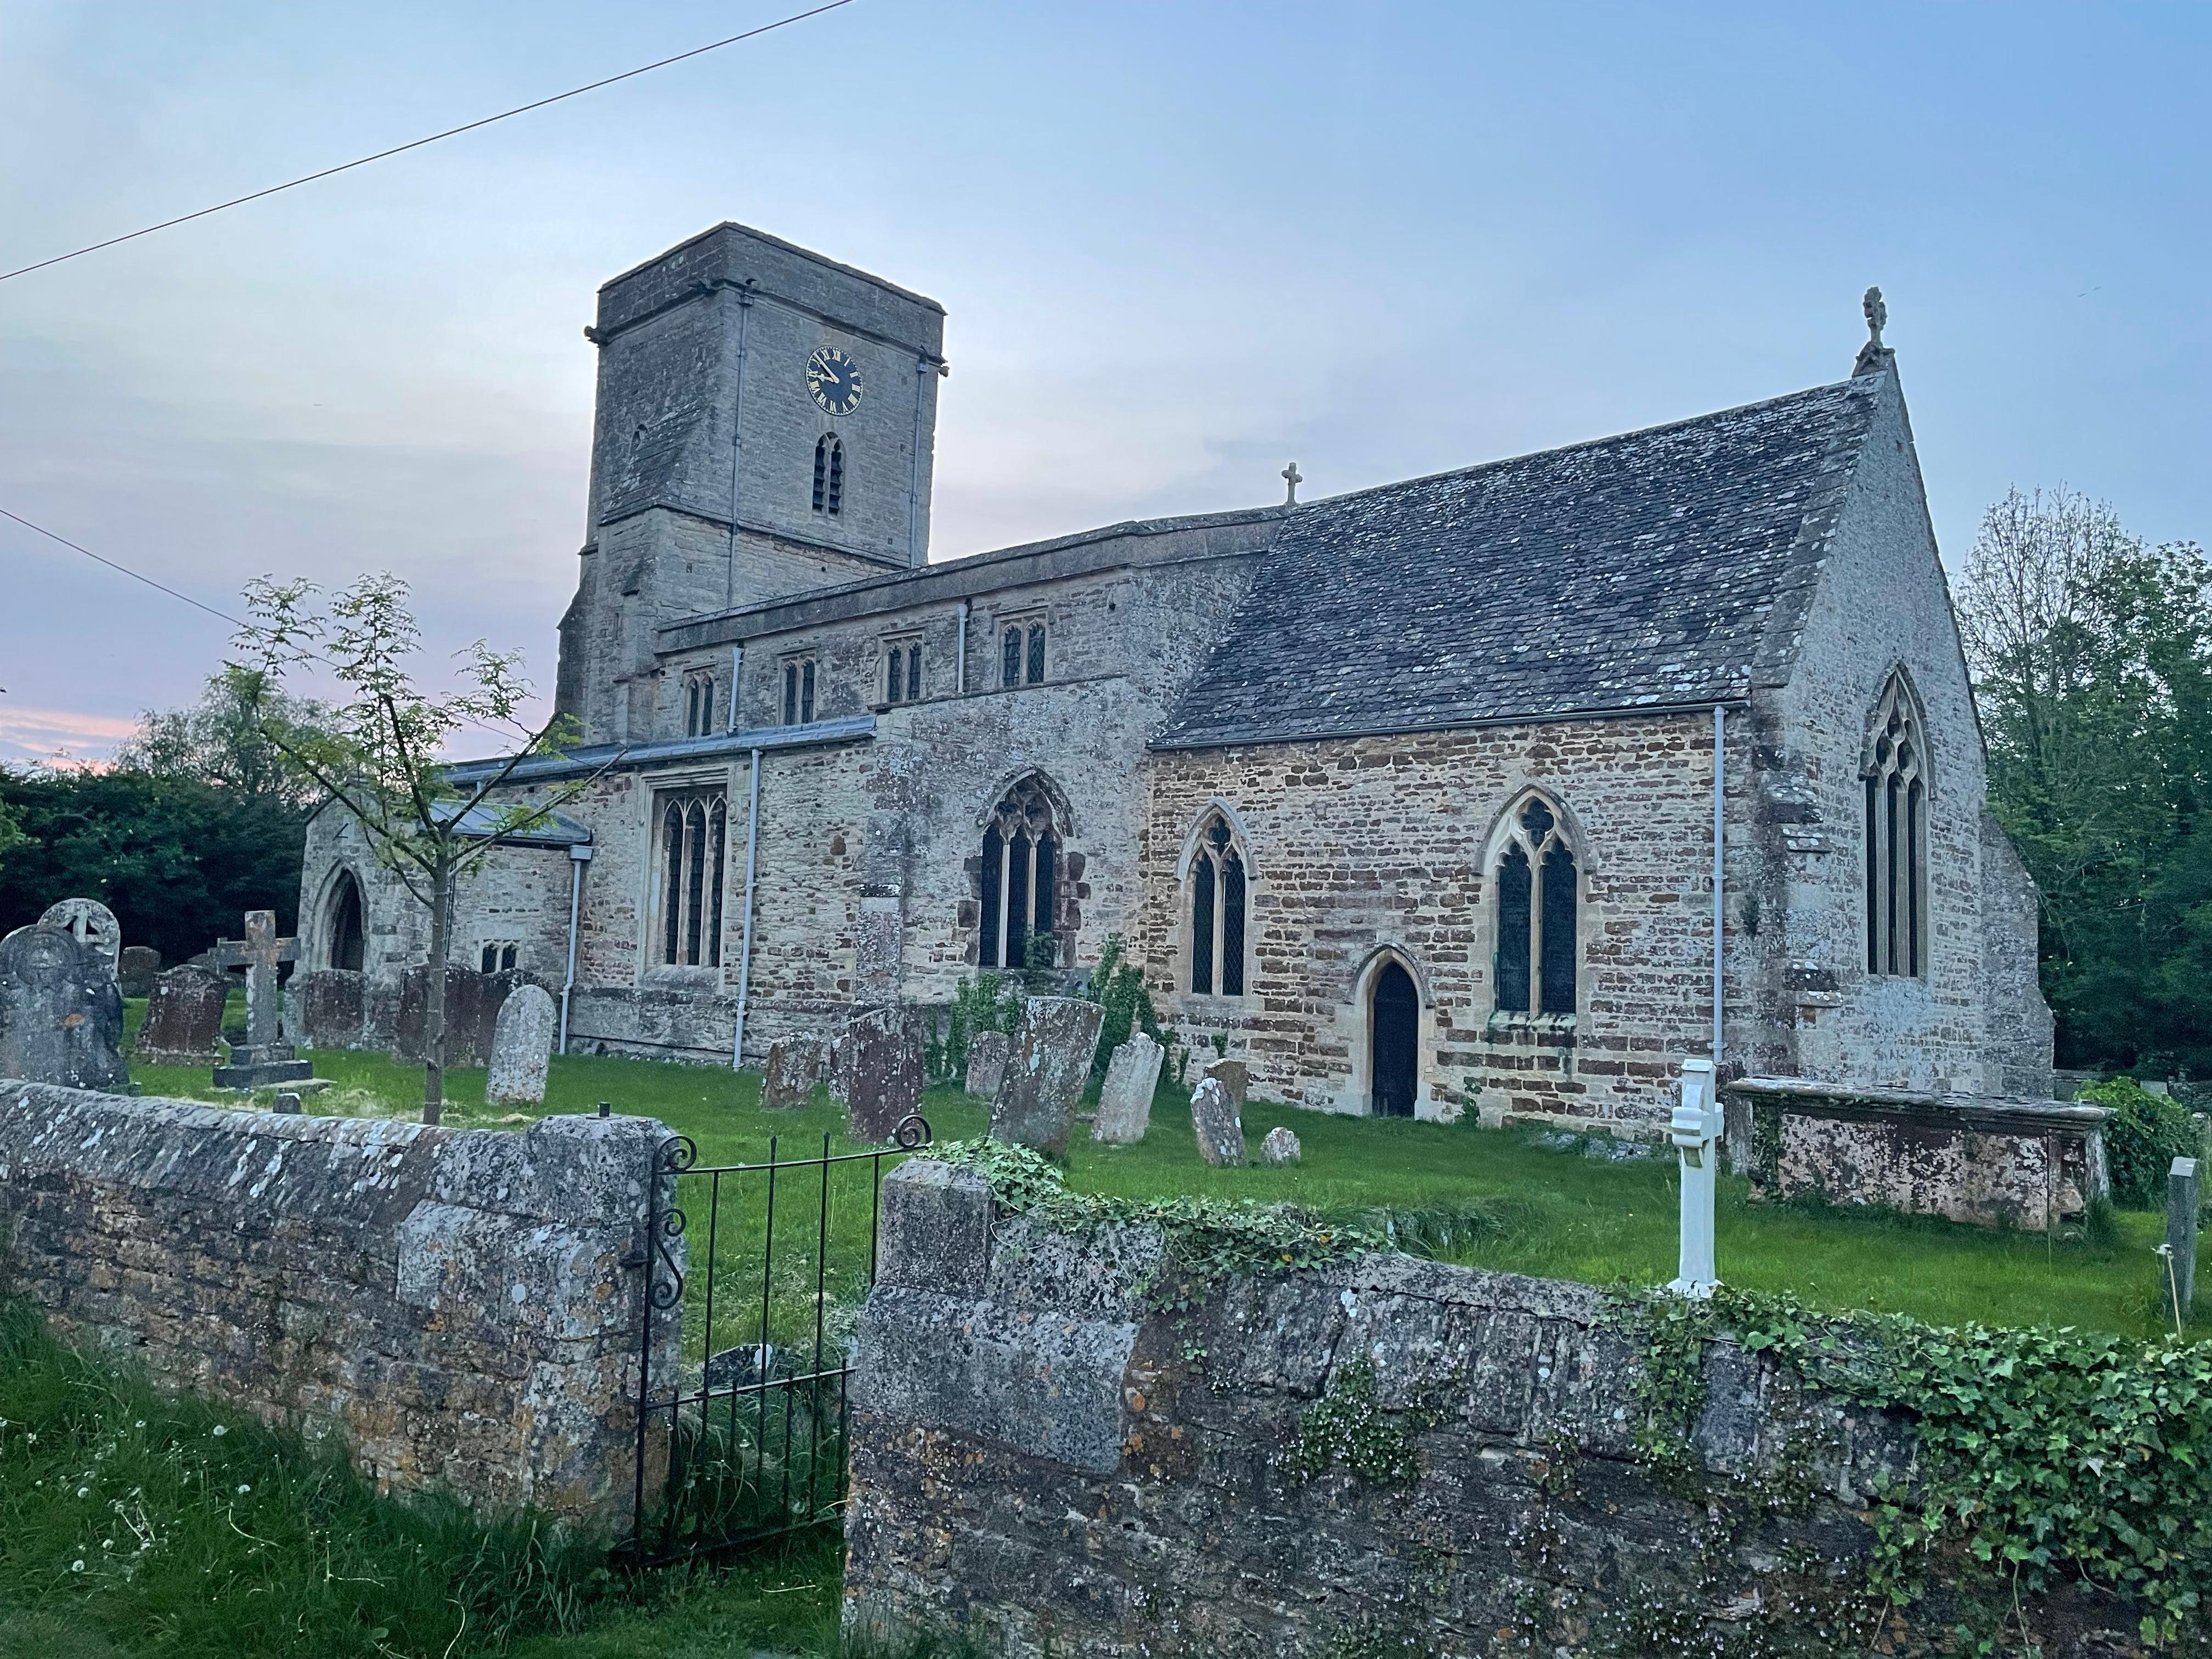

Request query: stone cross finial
[
  {"left": 1281, "top": 461, "right": 1303, "bottom": 506},
  {"left": 1863, "top": 286, "right": 1887, "bottom": 348}
]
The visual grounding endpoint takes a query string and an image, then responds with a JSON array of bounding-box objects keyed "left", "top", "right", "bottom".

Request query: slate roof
[{"left": 1154, "top": 375, "right": 1888, "bottom": 750}]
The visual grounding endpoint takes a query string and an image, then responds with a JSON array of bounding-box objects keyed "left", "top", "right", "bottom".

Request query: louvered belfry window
[{"left": 812, "top": 435, "right": 844, "bottom": 515}]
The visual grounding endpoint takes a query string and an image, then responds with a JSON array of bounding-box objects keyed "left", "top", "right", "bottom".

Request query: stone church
[{"left": 296, "top": 222, "right": 2052, "bottom": 1126}]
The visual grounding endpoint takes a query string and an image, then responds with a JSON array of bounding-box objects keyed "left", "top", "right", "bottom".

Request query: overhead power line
[{"left": 0, "top": 0, "right": 856, "bottom": 285}]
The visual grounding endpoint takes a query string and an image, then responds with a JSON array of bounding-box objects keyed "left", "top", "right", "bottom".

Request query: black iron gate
[{"left": 627, "top": 1114, "right": 930, "bottom": 1566}]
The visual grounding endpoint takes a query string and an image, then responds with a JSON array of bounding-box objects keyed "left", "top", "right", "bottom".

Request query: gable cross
[
  {"left": 1863, "top": 286, "right": 1887, "bottom": 348},
  {"left": 212, "top": 910, "right": 300, "bottom": 1052},
  {"left": 1281, "top": 461, "right": 1303, "bottom": 506}
]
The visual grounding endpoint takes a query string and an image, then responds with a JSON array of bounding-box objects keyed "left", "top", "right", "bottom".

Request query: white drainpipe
[
  {"left": 730, "top": 747, "right": 764, "bottom": 1069},
  {"left": 558, "top": 843, "right": 593, "bottom": 1054},
  {"left": 726, "top": 645, "right": 742, "bottom": 731},
  {"left": 1711, "top": 705, "right": 1725, "bottom": 1065}
]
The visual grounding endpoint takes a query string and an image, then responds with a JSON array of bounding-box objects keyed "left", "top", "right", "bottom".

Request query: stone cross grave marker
[
  {"left": 2163, "top": 1156, "right": 2199, "bottom": 1328},
  {"left": 1092, "top": 1031, "right": 1163, "bottom": 1145},
  {"left": 1667, "top": 1058, "right": 1721, "bottom": 1297},
  {"left": 40, "top": 899, "right": 121, "bottom": 980},
  {"left": 486, "top": 983, "right": 558, "bottom": 1105},
  {"left": 210, "top": 910, "right": 312, "bottom": 1088},
  {"left": 0, "top": 923, "right": 129, "bottom": 1091},
  {"left": 1190, "top": 1076, "right": 1245, "bottom": 1167}
]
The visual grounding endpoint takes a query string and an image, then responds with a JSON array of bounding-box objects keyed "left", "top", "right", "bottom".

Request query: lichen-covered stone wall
[
  {"left": 0, "top": 1084, "right": 676, "bottom": 1521},
  {"left": 844, "top": 1159, "right": 2156, "bottom": 1658}
]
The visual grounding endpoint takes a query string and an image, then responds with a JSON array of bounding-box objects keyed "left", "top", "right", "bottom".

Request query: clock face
[{"left": 805, "top": 346, "right": 864, "bottom": 416}]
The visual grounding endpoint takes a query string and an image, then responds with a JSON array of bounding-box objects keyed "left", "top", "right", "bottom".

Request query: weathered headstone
[
  {"left": 486, "top": 983, "right": 558, "bottom": 1105},
  {"left": 211, "top": 910, "right": 312, "bottom": 1088},
  {"left": 1190, "top": 1076, "right": 1245, "bottom": 1167},
  {"left": 2164, "top": 1156, "right": 2199, "bottom": 1325},
  {"left": 845, "top": 1007, "right": 924, "bottom": 1143},
  {"left": 762, "top": 1034, "right": 831, "bottom": 1109},
  {"left": 395, "top": 966, "right": 525, "bottom": 1066},
  {"left": 0, "top": 924, "right": 128, "bottom": 1091},
  {"left": 1093, "top": 1031, "right": 1163, "bottom": 1145},
  {"left": 293, "top": 968, "right": 368, "bottom": 1050},
  {"left": 117, "top": 945, "right": 162, "bottom": 998},
  {"left": 273, "top": 1091, "right": 303, "bottom": 1116},
  {"left": 1259, "top": 1126, "right": 1301, "bottom": 1166},
  {"left": 40, "top": 899, "right": 121, "bottom": 980},
  {"left": 1198, "top": 1056, "right": 1249, "bottom": 1113},
  {"left": 990, "top": 997, "right": 1106, "bottom": 1159},
  {"left": 136, "top": 964, "right": 229, "bottom": 1064},
  {"left": 964, "top": 1030, "right": 1010, "bottom": 1100}
]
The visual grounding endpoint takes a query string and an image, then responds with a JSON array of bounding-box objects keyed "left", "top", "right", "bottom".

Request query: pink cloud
[{"left": 0, "top": 704, "right": 138, "bottom": 769}]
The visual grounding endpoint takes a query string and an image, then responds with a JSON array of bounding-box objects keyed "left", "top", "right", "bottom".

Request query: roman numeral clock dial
[{"left": 805, "top": 346, "right": 864, "bottom": 416}]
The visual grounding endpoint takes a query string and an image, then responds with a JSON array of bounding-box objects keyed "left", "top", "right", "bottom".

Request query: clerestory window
[
  {"left": 657, "top": 790, "right": 727, "bottom": 968},
  {"left": 978, "top": 774, "right": 1063, "bottom": 970},
  {"left": 781, "top": 659, "right": 816, "bottom": 726},
  {"left": 1187, "top": 812, "right": 1249, "bottom": 997},
  {"left": 1864, "top": 673, "right": 1929, "bottom": 978},
  {"left": 1493, "top": 796, "right": 1578, "bottom": 1016},
  {"left": 1000, "top": 621, "right": 1047, "bottom": 689},
  {"left": 682, "top": 670, "right": 719, "bottom": 737},
  {"left": 884, "top": 640, "right": 922, "bottom": 705},
  {"left": 812, "top": 435, "right": 844, "bottom": 516}
]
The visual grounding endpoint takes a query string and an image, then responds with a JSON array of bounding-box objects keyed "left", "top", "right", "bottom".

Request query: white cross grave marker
[{"left": 1668, "top": 1057, "right": 1722, "bottom": 1297}]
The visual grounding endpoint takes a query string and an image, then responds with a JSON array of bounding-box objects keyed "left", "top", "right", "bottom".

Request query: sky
[{"left": 2, "top": 1, "right": 2206, "bottom": 765}]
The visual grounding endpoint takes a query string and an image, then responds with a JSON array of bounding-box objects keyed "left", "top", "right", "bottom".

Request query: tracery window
[
  {"left": 885, "top": 641, "right": 922, "bottom": 704},
  {"left": 657, "top": 789, "right": 727, "bottom": 968},
  {"left": 781, "top": 658, "right": 816, "bottom": 725},
  {"left": 1000, "top": 620, "right": 1047, "bottom": 689},
  {"left": 682, "top": 670, "right": 719, "bottom": 737},
  {"left": 978, "top": 775, "right": 1063, "bottom": 970},
  {"left": 1493, "top": 796, "right": 1577, "bottom": 1016},
  {"left": 1864, "top": 673, "right": 1929, "bottom": 978},
  {"left": 1187, "top": 812, "right": 1248, "bottom": 996},
  {"left": 812, "top": 435, "right": 844, "bottom": 516}
]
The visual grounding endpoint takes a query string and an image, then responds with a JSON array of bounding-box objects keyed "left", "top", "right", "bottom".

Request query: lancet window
[
  {"left": 1493, "top": 796, "right": 1578, "bottom": 1016},
  {"left": 885, "top": 641, "right": 922, "bottom": 704},
  {"left": 812, "top": 435, "right": 844, "bottom": 516},
  {"left": 658, "top": 790, "right": 727, "bottom": 968},
  {"left": 782, "top": 658, "right": 816, "bottom": 726},
  {"left": 1864, "top": 673, "right": 1929, "bottom": 978},
  {"left": 978, "top": 775, "right": 1063, "bottom": 970},
  {"left": 682, "top": 670, "right": 719, "bottom": 737},
  {"left": 1187, "top": 812, "right": 1249, "bottom": 996}
]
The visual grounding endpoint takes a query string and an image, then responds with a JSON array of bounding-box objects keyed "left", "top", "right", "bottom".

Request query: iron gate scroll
[{"left": 629, "top": 1113, "right": 932, "bottom": 1565}]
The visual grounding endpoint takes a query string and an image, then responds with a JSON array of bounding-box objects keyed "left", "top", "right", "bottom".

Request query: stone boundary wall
[
  {"left": 0, "top": 1082, "right": 678, "bottom": 1522},
  {"left": 845, "top": 1160, "right": 2154, "bottom": 1658}
]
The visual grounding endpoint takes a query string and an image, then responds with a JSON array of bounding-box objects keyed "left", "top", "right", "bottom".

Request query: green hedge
[{"left": 2080, "top": 1076, "right": 2202, "bottom": 1208}]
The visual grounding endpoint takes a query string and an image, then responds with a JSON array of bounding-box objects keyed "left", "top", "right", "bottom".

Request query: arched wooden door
[{"left": 1370, "top": 962, "right": 1418, "bottom": 1118}]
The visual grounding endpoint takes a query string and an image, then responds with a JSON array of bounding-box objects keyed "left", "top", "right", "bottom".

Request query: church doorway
[
  {"left": 326, "top": 870, "right": 365, "bottom": 971},
  {"left": 1370, "top": 961, "right": 1418, "bottom": 1118}
]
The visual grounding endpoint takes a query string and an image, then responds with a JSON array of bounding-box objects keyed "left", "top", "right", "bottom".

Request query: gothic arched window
[
  {"left": 978, "top": 775, "right": 1064, "bottom": 970},
  {"left": 325, "top": 869, "right": 364, "bottom": 971},
  {"left": 1493, "top": 796, "right": 1578, "bottom": 1015},
  {"left": 1864, "top": 673, "right": 1929, "bottom": 978},
  {"left": 1187, "top": 812, "right": 1249, "bottom": 996},
  {"left": 683, "top": 670, "right": 718, "bottom": 737},
  {"left": 658, "top": 791, "right": 727, "bottom": 967},
  {"left": 1000, "top": 620, "right": 1048, "bottom": 689},
  {"left": 812, "top": 435, "right": 844, "bottom": 516}
]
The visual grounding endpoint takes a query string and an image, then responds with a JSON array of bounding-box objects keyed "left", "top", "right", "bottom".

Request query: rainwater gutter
[
  {"left": 558, "top": 844, "right": 593, "bottom": 1055},
  {"left": 730, "top": 747, "right": 763, "bottom": 1069}
]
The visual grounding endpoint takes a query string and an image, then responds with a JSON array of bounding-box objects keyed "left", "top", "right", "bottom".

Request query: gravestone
[
  {"left": 395, "top": 966, "right": 526, "bottom": 1066},
  {"left": 273, "top": 1092, "right": 303, "bottom": 1115},
  {"left": 486, "top": 984, "right": 558, "bottom": 1105},
  {"left": 990, "top": 997, "right": 1106, "bottom": 1159},
  {"left": 1093, "top": 1031, "right": 1164, "bottom": 1145},
  {"left": 0, "top": 924, "right": 128, "bottom": 1091},
  {"left": 40, "top": 899, "right": 121, "bottom": 981},
  {"left": 762, "top": 1034, "right": 831, "bottom": 1109},
  {"left": 136, "top": 964, "right": 229, "bottom": 1064},
  {"left": 1190, "top": 1076, "right": 1245, "bottom": 1167},
  {"left": 1198, "top": 1057, "right": 1249, "bottom": 1113},
  {"left": 117, "top": 945, "right": 162, "bottom": 998},
  {"left": 964, "top": 1030, "right": 1011, "bottom": 1100},
  {"left": 2164, "top": 1156, "right": 2199, "bottom": 1325},
  {"left": 210, "top": 910, "right": 312, "bottom": 1088},
  {"left": 844, "top": 1007, "right": 924, "bottom": 1143},
  {"left": 1259, "top": 1126, "right": 1302, "bottom": 1166},
  {"left": 294, "top": 969, "right": 368, "bottom": 1050}
]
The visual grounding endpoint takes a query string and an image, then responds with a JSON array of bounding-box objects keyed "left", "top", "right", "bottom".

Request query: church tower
[{"left": 554, "top": 224, "right": 946, "bottom": 742}]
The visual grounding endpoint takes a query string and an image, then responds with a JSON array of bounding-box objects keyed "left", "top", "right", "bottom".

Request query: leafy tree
[
  {"left": 112, "top": 672, "right": 333, "bottom": 809},
  {"left": 229, "top": 572, "right": 608, "bottom": 1124},
  {"left": 0, "top": 787, "right": 26, "bottom": 876},
  {"left": 1959, "top": 486, "right": 2212, "bottom": 1071},
  {"left": 0, "top": 765, "right": 303, "bottom": 962}
]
